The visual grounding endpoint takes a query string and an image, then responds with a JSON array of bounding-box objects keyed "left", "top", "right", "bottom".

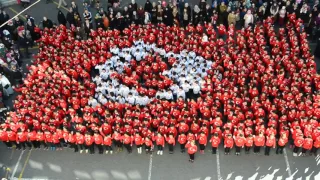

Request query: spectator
[
  {"left": 17, "top": 31, "right": 30, "bottom": 58},
  {"left": 57, "top": 10, "right": 67, "bottom": 26},
  {"left": 83, "top": 9, "right": 92, "bottom": 23},
  {"left": 66, "top": 8, "right": 75, "bottom": 27},
  {"left": 144, "top": 0, "right": 152, "bottom": 13},
  {"left": 279, "top": 6, "right": 286, "bottom": 26},
  {"left": 228, "top": 10, "right": 236, "bottom": 26},
  {"left": 0, "top": 74, "right": 14, "bottom": 97},
  {"left": 244, "top": 10, "right": 254, "bottom": 28},
  {"left": 42, "top": 17, "right": 53, "bottom": 29},
  {"left": 71, "top": 1, "right": 79, "bottom": 13},
  {"left": 84, "top": 19, "right": 93, "bottom": 38}
]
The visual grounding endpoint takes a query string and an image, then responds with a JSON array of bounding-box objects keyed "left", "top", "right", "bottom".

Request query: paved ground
[{"left": 1, "top": 1, "right": 320, "bottom": 180}]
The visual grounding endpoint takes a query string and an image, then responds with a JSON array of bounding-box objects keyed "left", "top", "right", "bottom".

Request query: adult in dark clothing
[
  {"left": 144, "top": 0, "right": 152, "bottom": 13},
  {"left": 314, "top": 38, "right": 320, "bottom": 58},
  {"left": 109, "top": 14, "right": 116, "bottom": 30},
  {"left": 95, "top": 8, "right": 107, "bottom": 29},
  {"left": 115, "top": 12, "right": 125, "bottom": 31},
  {"left": 0, "top": 9, "right": 4, "bottom": 26},
  {"left": 151, "top": 2, "right": 157, "bottom": 24},
  {"left": 204, "top": 4, "right": 212, "bottom": 23},
  {"left": 129, "top": 0, "right": 138, "bottom": 12},
  {"left": 123, "top": 7, "right": 131, "bottom": 27},
  {"left": 74, "top": 26, "right": 85, "bottom": 40},
  {"left": 66, "top": 8, "right": 75, "bottom": 27},
  {"left": 8, "top": 66, "right": 22, "bottom": 86},
  {"left": 163, "top": 7, "right": 173, "bottom": 26},
  {"left": 2, "top": 11, "right": 10, "bottom": 24},
  {"left": 17, "top": 31, "right": 30, "bottom": 58},
  {"left": 26, "top": 19, "right": 36, "bottom": 43},
  {"left": 193, "top": 5, "right": 201, "bottom": 26},
  {"left": 84, "top": 19, "right": 93, "bottom": 38},
  {"left": 71, "top": 1, "right": 79, "bottom": 13},
  {"left": 57, "top": 10, "right": 67, "bottom": 26},
  {"left": 24, "top": 14, "right": 35, "bottom": 26},
  {"left": 42, "top": 17, "right": 54, "bottom": 29},
  {"left": 137, "top": 6, "right": 145, "bottom": 25},
  {"left": 131, "top": 11, "right": 139, "bottom": 25},
  {"left": 5, "top": 21, "right": 15, "bottom": 38},
  {"left": 13, "top": 17, "right": 24, "bottom": 27}
]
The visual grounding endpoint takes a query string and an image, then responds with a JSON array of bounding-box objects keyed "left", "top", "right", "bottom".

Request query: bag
[{"left": 4, "top": 84, "right": 9, "bottom": 89}]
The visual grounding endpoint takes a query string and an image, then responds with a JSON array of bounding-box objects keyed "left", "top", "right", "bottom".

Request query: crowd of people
[{"left": 0, "top": 0, "right": 320, "bottom": 163}]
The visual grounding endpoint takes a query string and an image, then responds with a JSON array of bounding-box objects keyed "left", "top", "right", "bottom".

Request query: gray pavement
[
  {"left": 1, "top": 1, "right": 320, "bottom": 180},
  {"left": 1, "top": 143, "right": 320, "bottom": 180}
]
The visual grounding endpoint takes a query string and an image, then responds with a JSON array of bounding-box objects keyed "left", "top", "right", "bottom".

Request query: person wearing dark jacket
[
  {"left": 144, "top": 0, "right": 152, "bottom": 13},
  {"left": 84, "top": 19, "right": 93, "bottom": 38},
  {"left": 57, "top": 10, "right": 67, "bottom": 26},
  {"left": 42, "top": 17, "right": 53, "bottom": 29},
  {"left": 17, "top": 31, "right": 30, "bottom": 58},
  {"left": 26, "top": 19, "right": 36, "bottom": 43},
  {"left": 66, "top": 8, "right": 75, "bottom": 26}
]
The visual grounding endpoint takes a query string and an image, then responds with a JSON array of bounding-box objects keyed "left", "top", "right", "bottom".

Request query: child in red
[
  {"left": 224, "top": 134, "right": 234, "bottom": 155},
  {"left": 276, "top": 133, "right": 288, "bottom": 154},
  {"left": 153, "top": 133, "right": 165, "bottom": 155},
  {"left": 245, "top": 134, "right": 254, "bottom": 154},
  {"left": 103, "top": 134, "right": 113, "bottom": 154},
  {"left": 253, "top": 133, "right": 265, "bottom": 154},
  {"left": 197, "top": 132, "right": 207, "bottom": 154},
  {"left": 265, "top": 134, "right": 276, "bottom": 156},
  {"left": 178, "top": 132, "right": 187, "bottom": 153},
  {"left": 165, "top": 133, "right": 175, "bottom": 154},
  {"left": 185, "top": 140, "right": 197, "bottom": 163},
  {"left": 144, "top": 136, "right": 153, "bottom": 154},
  {"left": 209, "top": 133, "right": 220, "bottom": 154},
  {"left": 234, "top": 134, "right": 246, "bottom": 155}
]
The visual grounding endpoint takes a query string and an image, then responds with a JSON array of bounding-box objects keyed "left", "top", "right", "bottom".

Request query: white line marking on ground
[
  {"left": 283, "top": 148, "right": 292, "bottom": 177},
  {"left": 11, "top": 150, "right": 25, "bottom": 179},
  {"left": 148, "top": 154, "right": 153, "bottom": 180},
  {"left": 0, "top": 0, "right": 41, "bottom": 28},
  {"left": 216, "top": 149, "right": 222, "bottom": 180}
]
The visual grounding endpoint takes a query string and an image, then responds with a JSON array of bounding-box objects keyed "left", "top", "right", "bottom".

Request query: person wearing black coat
[
  {"left": 163, "top": 7, "right": 173, "bottom": 26},
  {"left": 26, "top": 19, "right": 36, "bottom": 42},
  {"left": 144, "top": 0, "right": 152, "bottom": 13},
  {"left": 66, "top": 8, "right": 75, "bottom": 26},
  {"left": 84, "top": 19, "right": 93, "bottom": 38},
  {"left": 42, "top": 17, "right": 54, "bottom": 29},
  {"left": 57, "top": 10, "right": 67, "bottom": 26},
  {"left": 17, "top": 31, "right": 30, "bottom": 58}
]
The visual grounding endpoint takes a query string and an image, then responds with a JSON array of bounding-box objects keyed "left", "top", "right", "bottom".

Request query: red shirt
[
  {"left": 235, "top": 136, "right": 246, "bottom": 147},
  {"left": 197, "top": 135, "right": 207, "bottom": 145},
  {"left": 178, "top": 134, "right": 187, "bottom": 144},
  {"left": 103, "top": 136, "right": 112, "bottom": 146},
  {"left": 210, "top": 136, "right": 221, "bottom": 147},
  {"left": 16, "top": 132, "right": 28, "bottom": 142},
  {"left": 166, "top": 136, "right": 175, "bottom": 145},
  {"left": 123, "top": 136, "right": 133, "bottom": 145},
  {"left": 224, "top": 137, "right": 234, "bottom": 148},
  {"left": 85, "top": 135, "right": 94, "bottom": 146},
  {"left": 94, "top": 134, "right": 103, "bottom": 145},
  {"left": 265, "top": 137, "right": 276, "bottom": 147},
  {"left": 254, "top": 136, "right": 265, "bottom": 147},
  {"left": 185, "top": 143, "right": 198, "bottom": 154},
  {"left": 0, "top": 131, "right": 8, "bottom": 142}
]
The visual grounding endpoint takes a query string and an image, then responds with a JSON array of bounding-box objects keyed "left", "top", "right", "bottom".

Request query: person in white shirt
[
  {"left": 88, "top": 96, "right": 99, "bottom": 107},
  {"left": 164, "top": 90, "right": 173, "bottom": 101},
  {"left": 119, "top": 85, "right": 130, "bottom": 97},
  {"left": 191, "top": 81, "right": 200, "bottom": 100},
  {"left": 116, "top": 95, "right": 126, "bottom": 104},
  {"left": 126, "top": 93, "right": 136, "bottom": 104},
  {"left": 176, "top": 88, "right": 186, "bottom": 100}
]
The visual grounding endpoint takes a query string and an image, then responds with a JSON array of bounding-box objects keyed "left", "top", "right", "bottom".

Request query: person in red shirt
[
  {"left": 93, "top": 132, "right": 103, "bottom": 154},
  {"left": 245, "top": 134, "right": 254, "bottom": 154},
  {"left": 178, "top": 132, "right": 187, "bottom": 153},
  {"left": 112, "top": 131, "right": 123, "bottom": 152},
  {"left": 265, "top": 134, "right": 276, "bottom": 156},
  {"left": 165, "top": 133, "right": 175, "bottom": 154},
  {"left": 0, "top": 128, "right": 11, "bottom": 148},
  {"left": 253, "top": 132, "right": 265, "bottom": 154},
  {"left": 84, "top": 132, "right": 94, "bottom": 154},
  {"left": 103, "top": 134, "right": 113, "bottom": 154},
  {"left": 153, "top": 133, "right": 165, "bottom": 155},
  {"left": 234, "top": 133, "right": 246, "bottom": 155},
  {"left": 122, "top": 133, "right": 133, "bottom": 154},
  {"left": 74, "top": 131, "right": 84, "bottom": 153},
  {"left": 44, "top": 130, "right": 52, "bottom": 150},
  {"left": 185, "top": 140, "right": 198, "bottom": 163},
  {"left": 293, "top": 133, "right": 304, "bottom": 157},
  {"left": 144, "top": 135, "right": 154, "bottom": 154},
  {"left": 301, "top": 136, "right": 313, "bottom": 156},
  {"left": 197, "top": 132, "right": 207, "bottom": 154},
  {"left": 224, "top": 134, "right": 234, "bottom": 155},
  {"left": 134, "top": 132, "right": 144, "bottom": 154},
  {"left": 276, "top": 133, "right": 288, "bottom": 154},
  {"left": 35, "top": 130, "right": 45, "bottom": 149},
  {"left": 209, "top": 133, "right": 220, "bottom": 154},
  {"left": 16, "top": 129, "right": 28, "bottom": 150},
  {"left": 311, "top": 135, "right": 320, "bottom": 156}
]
